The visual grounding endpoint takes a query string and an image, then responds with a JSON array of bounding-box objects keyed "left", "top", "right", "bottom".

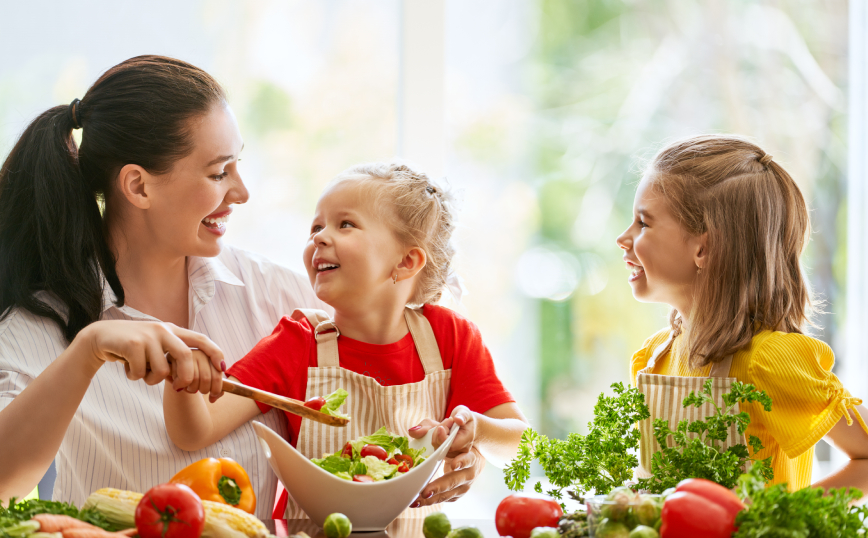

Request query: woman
[
  {"left": 0, "top": 56, "right": 484, "bottom": 518},
  {"left": 0, "top": 56, "right": 325, "bottom": 518}
]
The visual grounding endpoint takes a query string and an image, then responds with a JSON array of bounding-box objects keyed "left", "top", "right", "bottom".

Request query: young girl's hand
[{"left": 408, "top": 406, "right": 487, "bottom": 507}]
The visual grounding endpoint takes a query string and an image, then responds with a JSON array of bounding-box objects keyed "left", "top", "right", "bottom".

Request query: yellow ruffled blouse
[{"left": 630, "top": 328, "right": 868, "bottom": 491}]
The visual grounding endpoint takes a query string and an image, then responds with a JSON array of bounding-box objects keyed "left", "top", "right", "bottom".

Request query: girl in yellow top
[{"left": 616, "top": 135, "right": 868, "bottom": 493}]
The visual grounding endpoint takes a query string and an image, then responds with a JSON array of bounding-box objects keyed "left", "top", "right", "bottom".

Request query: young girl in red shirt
[{"left": 164, "top": 162, "right": 528, "bottom": 517}]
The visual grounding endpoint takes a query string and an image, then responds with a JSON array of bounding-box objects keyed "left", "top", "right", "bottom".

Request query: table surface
[{"left": 271, "top": 518, "right": 499, "bottom": 538}]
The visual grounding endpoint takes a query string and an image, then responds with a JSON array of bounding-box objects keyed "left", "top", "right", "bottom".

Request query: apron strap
[
  {"left": 636, "top": 332, "right": 674, "bottom": 384},
  {"left": 290, "top": 309, "right": 340, "bottom": 367},
  {"left": 709, "top": 354, "right": 734, "bottom": 378},
  {"left": 403, "top": 307, "right": 445, "bottom": 374}
]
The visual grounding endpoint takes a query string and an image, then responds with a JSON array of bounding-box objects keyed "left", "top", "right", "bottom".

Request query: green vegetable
[
  {"left": 600, "top": 487, "right": 636, "bottom": 522},
  {"left": 322, "top": 513, "right": 352, "bottom": 538},
  {"left": 321, "top": 389, "right": 350, "bottom": 420},
  {"left": 0, "top": 521, "right": 39, "bottom": 538},
  {"left": 594, "top": 519, "right": 630, "bottom": 538},
  {"left": 311, "top": 455, "right": 352, "bottom": 475},
  {"left": 558, "top": 511, "right": 589, "bottom": 538},
  {"left": 633, "top": 496, "right": 661, "bottom": 527},
  {"left": 628, "top": 525, "right": 658, "bottom": 538},
  {"left": 361, "top": 456, "right": 398, "bottom": 481},
  {"left": 530, "top": 527, "right": 559, "bottom": 538},
  {"left": 504, "top": 383, "right": 651, "bottom": 502},
  {"left": 422, "top": 513, "right": 451, "bottom": 538},
  {"left": 733, "top": 465, "right": 868, "bottom": 537},
  {"left": 445, "top": 527, "right": 483, "bottom": 538},
  {"left": 636, "top": 379, "right": 774, "bottom": 493},
  {"left": 0, "top": 498, "right": 116, "bottom": 538}
]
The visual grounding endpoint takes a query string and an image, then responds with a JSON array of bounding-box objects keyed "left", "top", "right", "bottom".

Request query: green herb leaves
[
  {"left": 0, "top": 498, "right": 116, "bottom": 537},
  {"left": 504, "top": 383, "right": 651, "bottom": 501},
  {"left": 636, "top": 379, "right": 774, "bottom": 493},
  {"left": 735, "top": 465, "right": 868, "bottom": 537}
]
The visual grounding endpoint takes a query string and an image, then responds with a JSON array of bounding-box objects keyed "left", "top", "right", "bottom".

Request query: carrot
[
  {"left": 117, "top": 529, "right": 138, "bottom": 537},
  {"left": 32, "top": 515, "right": 98, "bottom": 533},
  {"left": 62, "top": 528, "right": 128, "bottom": 538}
]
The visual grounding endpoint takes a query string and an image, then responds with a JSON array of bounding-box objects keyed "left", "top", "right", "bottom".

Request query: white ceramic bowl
[{"left": 252, "top": 420, "right": 459, "bottom": 531}]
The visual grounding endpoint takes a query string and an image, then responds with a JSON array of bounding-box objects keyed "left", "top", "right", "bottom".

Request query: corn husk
[{"left": 83, "top": 488, "right": 269, "bottom": 538}]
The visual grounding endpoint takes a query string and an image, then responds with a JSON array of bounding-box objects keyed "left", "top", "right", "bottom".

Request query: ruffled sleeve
[{"left": 747, "top": 332, "right": 868, "bottom": 459}]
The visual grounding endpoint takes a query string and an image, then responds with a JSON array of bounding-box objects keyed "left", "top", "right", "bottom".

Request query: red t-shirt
[{"left": 228, "top": 304, "right": 515, "bottom": 446}]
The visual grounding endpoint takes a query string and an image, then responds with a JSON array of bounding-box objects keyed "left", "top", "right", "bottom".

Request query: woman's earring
[
  {"left": 393, "top": 273, "right": 398, "bottom": 284},
  {"left": 697, "top": 266, "right": 703, "bottom": 275}
]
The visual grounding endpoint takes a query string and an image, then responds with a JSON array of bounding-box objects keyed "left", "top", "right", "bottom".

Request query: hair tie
[
  {"left": 759, "top": 153, "right": 773, "bottom": 166},
  {"left": 68, "top": 98, "right": 83, "bottom": 129},
  {"left": 426, "top": 185, "right": 436, "bottom": 194}
]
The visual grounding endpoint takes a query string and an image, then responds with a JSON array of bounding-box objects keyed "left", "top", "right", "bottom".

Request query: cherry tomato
[
  {"left": 397, "top": 463, "right": 410, "bottom": 473},
  {"left": 340, "top": 442, "right": 353, "bottom": 458},
  {"left": 394, "top": 454, "right": 414, "bottom": 468},
  {"left": 303, "top": 397, "right": 326, "bottom": 411},
  {"left": 352, "top": 475, "right": 374, "bottom": 483},
  {"left": 135, "top": 484, "right": 205, "bottom": 538},
  {"left": 360, "top": 444, "right": 388, "bottom": 460},
  {"left": 387, "top": 458, "right": 399, "bottom": 466},
  {"left": 495, "top": 493, "right": 563, "bottom": 538}
]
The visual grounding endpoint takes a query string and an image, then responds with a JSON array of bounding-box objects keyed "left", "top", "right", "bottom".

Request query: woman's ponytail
[{"left": 0, "top": 55, "right": 225, "bottom": 342}]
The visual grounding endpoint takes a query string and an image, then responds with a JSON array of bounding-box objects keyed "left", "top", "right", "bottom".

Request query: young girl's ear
[
  {"left": 693, "top": 232, "right": 709, "bottom": 271},
  {"left": 396, "top": 247, "right": 427, "bottom": 282}
]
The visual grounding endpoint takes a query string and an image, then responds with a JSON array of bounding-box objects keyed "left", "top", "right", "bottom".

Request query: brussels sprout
[
  {"left": 530, "top": 528, "right": 559, "bottom": 538},
  {"left": 423, "top": 513, "right": 451, "bottom": 538},
  {"left": 634, "top": 496, "right": 661, "bottom": 526},
  {"left": 594, "top": 519, "right": 630, "bottom": 538},
  {"left": 446, "top": 526, "right": 483, "bottom": 538},
  {"left": 628, "top": 525, "right": 659, "bottom": 538},
  {"left": 660, "top": 487, "right": 676, "bottom": 499},
  {"left": 601, "top": 487, "right": 637, "bottom": 521}
]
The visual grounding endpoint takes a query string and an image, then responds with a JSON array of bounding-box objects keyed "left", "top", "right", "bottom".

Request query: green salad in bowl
[{"left": 312, "top": 427, "right": 428, "bottom": 482}]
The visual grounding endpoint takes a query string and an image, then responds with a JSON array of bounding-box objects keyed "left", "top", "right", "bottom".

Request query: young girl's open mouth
[
  {"left": 314, "top": 258, "right": 340, "bottom": 275},
  {"left": 626, "top": 260, "right": 645, "bottom": 282}
]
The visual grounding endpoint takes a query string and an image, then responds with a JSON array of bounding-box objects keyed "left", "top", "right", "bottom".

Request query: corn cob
[{"left": 83, "top": 488, "right": 269, "bottom": 538}]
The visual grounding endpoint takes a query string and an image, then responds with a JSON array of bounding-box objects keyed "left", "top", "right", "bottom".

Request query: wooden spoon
[{"left": 221, "top": 378, "right": 349, "bottom": 428}]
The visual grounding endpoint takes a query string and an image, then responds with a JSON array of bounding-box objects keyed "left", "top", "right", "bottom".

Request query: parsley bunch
[
  {"left": 636, "top": 379, "right": 774, "bottom": 493},
  {"left": 504, "top": 382, "right": 651, "bottom": 501},
  {"left": 734, "top": 465, "right": 868, "bottom": 537}
]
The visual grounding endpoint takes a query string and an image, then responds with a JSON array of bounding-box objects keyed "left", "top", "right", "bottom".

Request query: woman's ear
[
  {"left": 693, "top": 232, "right": 708, "bottom": 270},
  {"left": 116, "top": 164, "right": 152, "bottom": 210},
  {"left": 395, "top": 247, "right": 427, "bottom": 282}
]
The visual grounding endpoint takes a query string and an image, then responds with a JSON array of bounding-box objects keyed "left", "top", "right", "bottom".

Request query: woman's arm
[
  {"left": 0, "top": 320, "right": 224, "bottom": 500},
  {"left": 812, "top": 405, "right": 868, "bottom": 499},
  {"left": 163, "top": 373, "right": 261, "bottom": 451},
  {"left": 409, "top": 402, "right": 529, "bottom": 507}
]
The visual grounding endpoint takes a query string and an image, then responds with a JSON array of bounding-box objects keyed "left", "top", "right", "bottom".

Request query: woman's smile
[{"left": 201, "top": 208, "right": 232, "bottom": 236}]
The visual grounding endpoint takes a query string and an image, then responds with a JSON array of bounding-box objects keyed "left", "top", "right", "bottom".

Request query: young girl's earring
[
  {"left": 393, "top": 273, "right": 398, "bottom": 284},
  {"left": 697, "top": 266, "right": 703, "bottom": 275}
]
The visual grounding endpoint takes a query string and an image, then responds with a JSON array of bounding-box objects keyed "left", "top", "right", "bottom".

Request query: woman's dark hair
[{"left": 0, "top": 55, "right": 226, "bottom": 342}]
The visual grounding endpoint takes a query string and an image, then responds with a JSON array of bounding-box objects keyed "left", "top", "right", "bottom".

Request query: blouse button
[{"left": 219, "top": 447, "right": 233, "bottom": 458}]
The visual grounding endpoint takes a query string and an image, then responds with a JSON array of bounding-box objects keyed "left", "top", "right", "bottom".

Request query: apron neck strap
[
  {"left": 291, "top": 309, "right": 340, "bottom": 367},
  {"left": 709, "top": 354, "right": 734, "bottom": 378},
  {"left": 403, "top": 307, "right": 445, "bottom": 374}
]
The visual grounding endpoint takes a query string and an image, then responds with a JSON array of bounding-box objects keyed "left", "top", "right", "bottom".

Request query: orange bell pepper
[{"left": 169, "top": 458, "right": 256, "bottom": 514}]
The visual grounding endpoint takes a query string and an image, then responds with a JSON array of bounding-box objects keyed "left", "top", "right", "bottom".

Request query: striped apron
[
  {"left": 636, "top": 332, "right": 745, "bottom": 478},
  {"left": 277, "top": 307, "right": 452, "bottom": 519}
]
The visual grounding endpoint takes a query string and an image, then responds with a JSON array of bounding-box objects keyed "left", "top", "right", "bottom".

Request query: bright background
[{"left": 0, "top": 0, "right": 858, "bottom": 517}]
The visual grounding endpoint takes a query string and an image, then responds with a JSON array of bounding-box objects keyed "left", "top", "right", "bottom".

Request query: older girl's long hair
[{"left": 648, "top": 135, "right": 812, "bottom": 369}]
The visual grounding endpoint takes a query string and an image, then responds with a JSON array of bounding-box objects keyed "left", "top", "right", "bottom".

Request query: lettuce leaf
[
  {"left": 312, "top": 454, "right": 352, "bottom": 474},
  {"left": 362, "top": 456, "right": 399, "bottom": 481},
  {"left": 321, "top": 388, "right": 351, "bottom": 420}
]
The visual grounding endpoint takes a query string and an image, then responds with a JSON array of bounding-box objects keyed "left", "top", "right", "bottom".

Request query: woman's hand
[
  {"left": 408, "top": 406, "right": 486, "bottom": 507},
  {"left": 84, "top": 320, "right": 225, "bottom": 400}
]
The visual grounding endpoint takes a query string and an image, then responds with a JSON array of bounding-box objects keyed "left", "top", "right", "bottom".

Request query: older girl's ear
[
  {"left": 396, "top": 247, "right": 427, "bottom": 282},
  {"left": 693, "top": 232, "right": 709, "bottom": 270}
]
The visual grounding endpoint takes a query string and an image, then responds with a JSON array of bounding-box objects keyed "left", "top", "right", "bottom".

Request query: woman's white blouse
[{"left": 0, "top": 246, "right": 327, "bottom": 520}]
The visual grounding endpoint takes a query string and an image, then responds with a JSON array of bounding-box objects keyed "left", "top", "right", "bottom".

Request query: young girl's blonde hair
[
  {"left": 333, "top": 162, "right": 456, "bottom": 306},
  {"left": 648, "top": 135, "right": 812, "bottom": 369}
]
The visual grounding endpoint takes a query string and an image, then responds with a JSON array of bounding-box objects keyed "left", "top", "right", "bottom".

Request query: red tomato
[
  {"left": 352, "top": 475, "right": 374, "bottom": 483},
  {"left": 135, "top": 484, "right": 205, "bottom": 538},
  {"left": 387, "top": 458, "right": 399, "bottom": 466},
  {"left": 674, "top": 478, "right": 745, "bottom": 520},
  {"left": 340, "top": 442, "right": 353, "bottom": 458},
  {"left": 303, "top": 397, "right": 326, "bottom": 411},
  {"left": 495, "top": 493, "right": 563, "bottom": 538},
  {"left": 660, "top": 491, "right": 734, "bottom": 538},
  {"left": 360, "top": 444, "right": 388, "bottom": 460},
  {"left": 395, "top": 454, "right": 414, "bottom": 468},
  {"left": 397, "top": 463, "right": 410, "bottom": 473}
]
